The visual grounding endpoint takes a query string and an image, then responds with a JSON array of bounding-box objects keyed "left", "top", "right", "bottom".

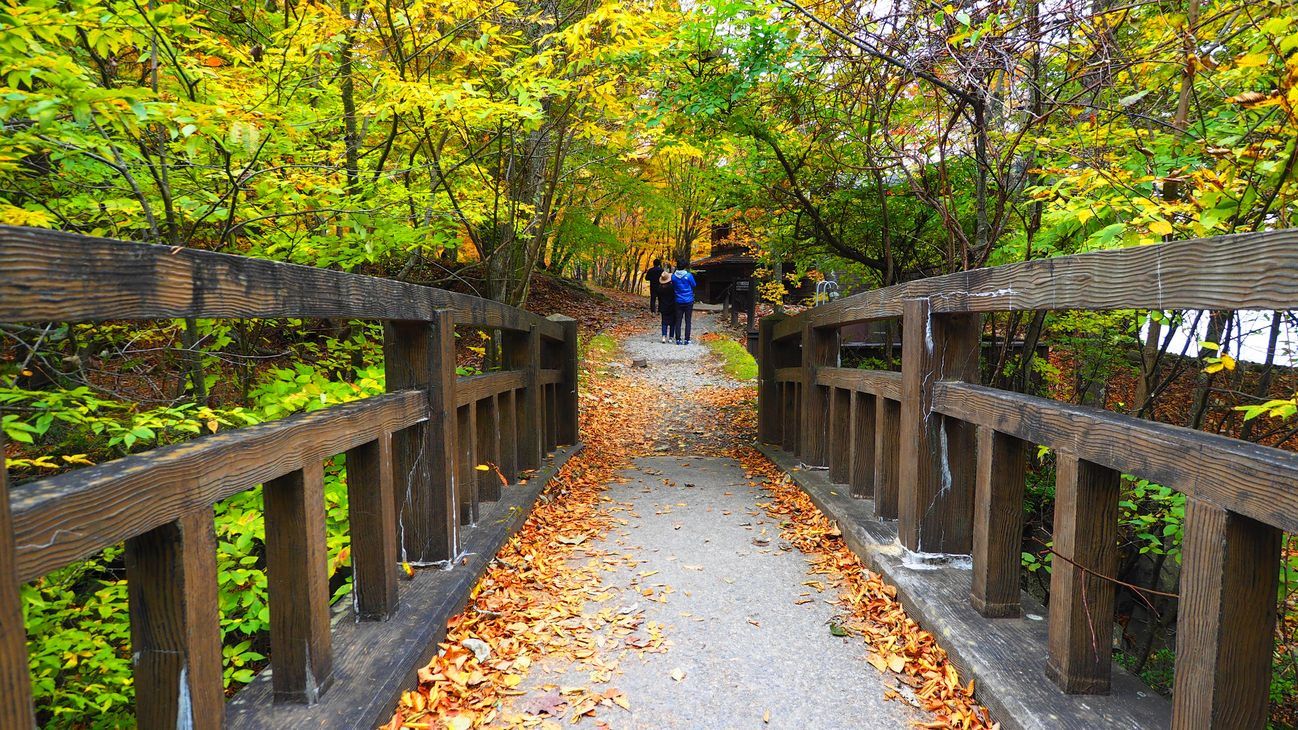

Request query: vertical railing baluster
[
  {"left": 476, "top": 395, "right": 501, "bottom": 502},
  {"left": 346, "top": 435, "right": 399, "bottom": 621},
  {"left": 1172, "top": 499, "right": 1281, "bottom": 727},
  {"left": 970, "top": 426, "right": 1028, "bottom": 618},
  {"left": 898, "top": 298, "right": 979, "bottom": 553},
  {"left": 756, "top": 314, "right": 787, "bottom": 444},
  {"left": 457, "top": 404, "right": 477, "bottom": 525},
  {"left": 125, "top": 508, "right": 224, "bottom": 728},
  {"left": 504, "top": 326, "right": 543, "bottom": 471},
  {"left": 549, "top": 315, "right": 579, "bottom": 445},
  {"left": 799, "top": 323, "right": 838, "bottom": 464},
  {"left": 1, "top": 437, "right": 39, "bottom": 726},
  {"left": 263, "top": 461, "right": 333, "bottom": 703},
  {"left": 849, "top": 391, "right": 875, "bottom": 498},
  {"left": 499, "top": 389, "right": 518, "bottom": 483},
  {"left": 544, "top": 384, "right": 558, "bottom": 453},
  {"left": 873, "top": 397, "right": 900, "bottom": 519},
  {"left": 384, "top": 310, "right": 459, "bottom": 563},
  {"left": 1046, "top": 453, "right": 1119, "bottom": 693},
  {"left": 781, "top": 383, "right": 798, "bottom": 453},
  {"left": 828, "top": 387, "right": 851, "bottom": 484}
]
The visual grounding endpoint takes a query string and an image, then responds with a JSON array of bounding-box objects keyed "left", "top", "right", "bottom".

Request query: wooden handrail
[
  {"left": 755, "top": 229, "right": 1294, "bottom": 728},
  {"left": 0, "top": 225, "right": 583, "bottom": 727}
]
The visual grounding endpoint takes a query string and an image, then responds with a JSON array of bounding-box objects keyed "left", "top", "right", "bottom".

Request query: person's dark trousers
[
  {"left": 674, "top": 301, "right": 694, "bottom": 342},
  {"left": 649, "top": 288, "right": 659, "bottom": 314},
  {"left": 660, "top": 302, "right": 677, "bottom": 339}
]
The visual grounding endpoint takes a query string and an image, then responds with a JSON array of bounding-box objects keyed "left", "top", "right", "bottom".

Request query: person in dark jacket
[
  {"left": 658, "top": 267, "right": 677, "bottom": 343},
  {"left": 644, "top": 259, "right": 664, "bottom": 313},
  {"left": 671, "top": 260, "right": 697, "bottom": 345}
]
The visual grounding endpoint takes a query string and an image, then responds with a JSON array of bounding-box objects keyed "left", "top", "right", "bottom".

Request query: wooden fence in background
[
  {"left": 0, "top": 226, "right": 579, "bottom": 727},
  {"left": 757, "top": 230, "right": 1298, "bottom": 728}
]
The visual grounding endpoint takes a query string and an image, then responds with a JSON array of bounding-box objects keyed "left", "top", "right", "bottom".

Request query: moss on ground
[{"left": 703, "top": 335, "right": 757, "bottom": 381}]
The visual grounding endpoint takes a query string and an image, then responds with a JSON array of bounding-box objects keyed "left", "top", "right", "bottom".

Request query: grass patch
[
  {"left": 701, "top": 333, "right": 757, "bottom": 381},
  {"left": 581, "top": 333, "right": 618, "bottom": 364}
]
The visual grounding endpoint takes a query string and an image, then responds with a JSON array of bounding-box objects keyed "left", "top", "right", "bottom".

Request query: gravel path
[{"left": 499, "top": 306, "right": 918, "bottom": 729}]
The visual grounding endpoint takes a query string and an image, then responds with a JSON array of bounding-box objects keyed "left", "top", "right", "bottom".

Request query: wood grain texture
[
  {"left": 772, "top": 228, "right": 1298, "bottom": 339},
  {"left": 757, "top": 314, "right": 788, "bottom": 444},
  {"left": 263, "top": 461, "right": 334, "bottom": 703},
  {"left": 774, "top": 367, "right": 801, "bottom": 383},
  {"left": 932, "top": 382, "right": 1298, "bottom": 534},
  {"left": 815, "top": 368, "right": 902, "bottom": 400},
  {"left": 548, "top": 315, "right": 580, "bottom": 445},
  {"left": 476, "top": 396, "right": 501, "bottom": 502},
  {"left": 455, "top": 371, "right": 525, "bottom": 407},
  {"left": 1171, "top": 500, "right": 1281, "bottom": 729},
  {"left": 503, "top": 327, "right": 543, "bottom": 471},
  {"left": 9, "top": 391, "right": 423, "bottom": 583},
  {"left": 781, "top": 383, "right": 799, "bottom": 453},
  {"left": 799, "top": 324, "right": 839, "bottom": 464},
  {"left": 544, "top": 384, "right": 559, "bottom": 453},
  {"left": 1046, "top": 454, "right": 1120, "bottom": 694},
  {"left": 874, "top": 397, "right": 901, "bottom": 520},
  {"left": 384, "top": 315, "right": 459, "bottom": 564},
  {"left": 971, "top": 427, "right": 1028, "bottom": 618},
  {"left": 0, "top": 226, "right": 563, "bottom": 339},
  {"left": 828, "top": 387, "right": 851, "bottom": 484},
  {"left": 346, "top": 436, "right": 399, "bottom": 621},
  {"left": 498, "top": 390, "right": 518, "bottom": 484},
  {"left": 457, "top": 406, "right": 477, "bottom": 525},
  {"left": 898, "top": 300, "right": 980, "bottom": 553},
  {"left": 849, "top": 392, "right": 876, "bottom": 498},
  {"left": 0, "top": 440, "right": 36, "bottom": 728},
  {"left": 125, "top": 509, "right": 223, "bottom": 729}
]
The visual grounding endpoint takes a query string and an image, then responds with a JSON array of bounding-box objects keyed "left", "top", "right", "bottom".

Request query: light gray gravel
[{"left": 619, "top": 307, "right": 734, "bottom": 390}]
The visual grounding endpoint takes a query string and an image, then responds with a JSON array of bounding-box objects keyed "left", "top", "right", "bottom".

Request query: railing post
[
  {"left": 849, "top": 392, "right": 875, "bottom": 498},
  {"left": 125, "top": 508, "right": 223, "bottom": 728},
  {"left": 346, "top": 435, "right": 399, "bottom": 620},
  {"left": 548, "top": 315, "right": 579, "bottom": 445},
  {"left": 0, "top": 436, "right": 37, "bottom": 727},
  {"left": 1172, "top": 499, "right": 1281, "bottom": 727},
  {"left": 799, "top": 322, "right": 838, "bottom": 464},
  {"left": 384, "top": 311, "right": 459, "bottom": 563},
  {"left": 503, "top": 326, "right": 543, "bottom": 471},
  {"left": 263, "top": 461, "right": 334, "bottom": 703},
  {"left": 1046, "top": 453, "right": 1119, "bottom": 694},
  {"left": 898, "top": 298, "right": 979, "bottom": 553},
  {"left": 970, "top": 426, "right": 1028, "bottom": 617},
  {"left": 757, "top": 314, "right": 787, "bottom": 444}
]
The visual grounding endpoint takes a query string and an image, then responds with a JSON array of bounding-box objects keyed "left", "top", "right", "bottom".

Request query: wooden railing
[
  {"left": 0, "top": 226, "right": 580, "bottom": 727},
  {"left": 757, "top": 231, "right": 1298, "bottom": 728}
]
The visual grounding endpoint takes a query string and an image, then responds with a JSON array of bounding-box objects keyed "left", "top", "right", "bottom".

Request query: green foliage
[{"left": 703, "top": 336, "right": 757, "bottom": 381}]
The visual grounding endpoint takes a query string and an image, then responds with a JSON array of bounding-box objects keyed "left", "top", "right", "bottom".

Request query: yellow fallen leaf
[
  {"left": 888, "top": 654, "right": 906, "bottom": 673},
  {"left": 868, "top": 653, "right": 888, "bottom": 673}
]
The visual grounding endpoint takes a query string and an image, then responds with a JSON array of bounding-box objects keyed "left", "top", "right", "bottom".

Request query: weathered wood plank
[
  {"left": 970, "top": 426, "right": 1028, "bottom": 618},
  {"left": 548, "top": 315, "right": 579, "bottom": 445},
  {"left": 815, "top": 367, "right": 902, "bottom": 400},
  {"left": 932, "top": 382, "right": 1298, "bottom": 534},
  {"left": 498, "top": 390, "right": 518, "bottom": 484},
  {"left": 0, "top": 438, "right": 36, "bottom": 727},
  {"left": 1171, "top": 500, "right": 1282, "bottom": 728},
  {"left": 1046, "top": 454, "right": 1119, "bottom": 694},
  {"left": 457, "top": 405, "right": 478, "bottom": 525},
  {"left": 799, "top": 324, "right": 839, "bottom": 464},
  {"left": 0, "top": 226, "right": 563, "bottom": 338},
  {"left": 263, "top": 461, "right": 334, "bottom": 703},
  {"left": 504, "top": 328, "right": 544, "bottom": 471},
  {"left": 772, "top": 229, "right": 1298, "bottom": 339},
  {"left": 898, "top": 299, "right": 980, "bottom": 553},
  {"left": 455, "top": 371, "right": 526, "bottom": 407},
  {"left": 125, "top": 508, "right": 224, "bottom": 729},
  {"left": 874, "top": 397, "right": 901, "bottom": 519},
  {"left": 476, "top": 396, "right": 502, "bottom": 503},
  {"left": 384, "top": 315, "right": 459, "bottom": 564},
  {"left": 346, "top": 436, "right": 399, "bottom": 621},
  {"left": 849, "top": 392, "right": 876, "bottom": 498},
  {"left": 781, "top": 383, "right": 799, "bottom": 453},
  {"left": 9, "top": 391, "right": 423, "bottom": 583},
  {"left": 774, "top": 367, "right": 801, "bottom": 383},
  {"left": 544, "top": 384, "right": 559, "bottom": 454},
  {"left": 538, "top": 369, "right": 563, "bottom": 386},
  {"left": 828, "top": 387, "right": 851, "bottom": 484},
  {"left": 757, "top": 314, "right": 788, "bottom": 444}
]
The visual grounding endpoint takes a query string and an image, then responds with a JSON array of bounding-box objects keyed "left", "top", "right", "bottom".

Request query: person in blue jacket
[{"left": 671, "top": 259, "right": 697, "bottom": 345}]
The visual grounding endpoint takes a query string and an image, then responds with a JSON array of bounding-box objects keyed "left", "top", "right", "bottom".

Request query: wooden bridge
[{"left": 0, "top": 225, "right": 1294, "bottom": 728}]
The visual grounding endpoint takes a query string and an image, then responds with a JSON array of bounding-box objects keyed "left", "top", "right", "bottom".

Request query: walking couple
[{"left": 647, "top": 258, "right": 697, "bottom": 345}]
